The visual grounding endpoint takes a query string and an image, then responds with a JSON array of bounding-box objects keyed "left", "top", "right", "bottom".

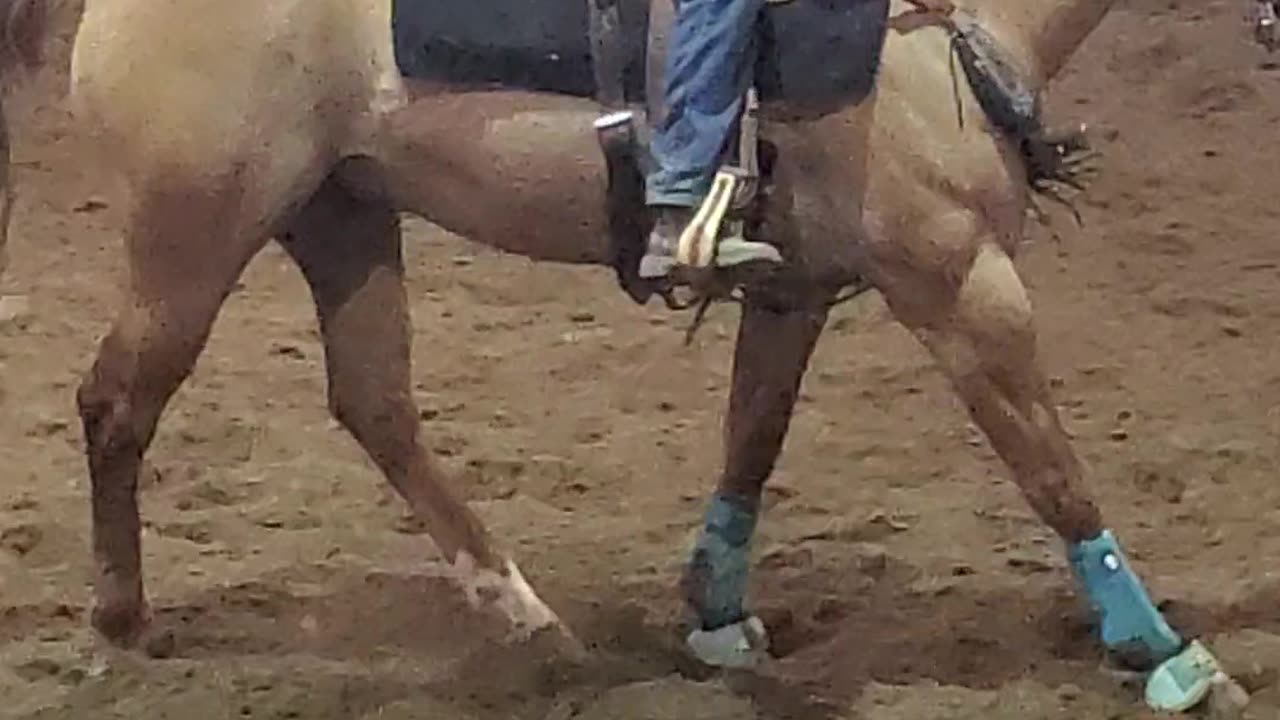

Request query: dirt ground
[{"left": 4, "top": 1, "right": 1280, "bottom": 718}]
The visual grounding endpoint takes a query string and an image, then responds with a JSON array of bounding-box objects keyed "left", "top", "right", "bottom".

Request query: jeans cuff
[{"left": 646, "top": 174, "right": 712, "bottom": 208}]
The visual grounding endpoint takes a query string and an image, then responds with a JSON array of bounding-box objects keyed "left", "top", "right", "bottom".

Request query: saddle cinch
[{"left": 588, "top": 0, "right": 892, "bottom": 304}]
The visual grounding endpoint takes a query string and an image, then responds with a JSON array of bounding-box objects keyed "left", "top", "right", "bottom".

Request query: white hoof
[
  {"left": 446, "top": 552, "right": 571, "bottom": 641},
  {"left": 686, "top": 616, "right": 770, "bottom": 669}
]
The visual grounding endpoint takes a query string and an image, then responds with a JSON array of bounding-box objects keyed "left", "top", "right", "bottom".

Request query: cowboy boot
[{"left": 638, "top": 205, "right": 782, "bottom": 279}]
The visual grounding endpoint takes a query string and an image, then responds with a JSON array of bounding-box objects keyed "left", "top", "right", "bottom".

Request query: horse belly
[{"left": 375, "top": 91, "right": 613, "bottom": 265}]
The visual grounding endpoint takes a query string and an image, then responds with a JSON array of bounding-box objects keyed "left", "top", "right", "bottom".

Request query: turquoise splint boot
[{"left": 1069, "top": 530, "right": 1233, "bottom": 712}]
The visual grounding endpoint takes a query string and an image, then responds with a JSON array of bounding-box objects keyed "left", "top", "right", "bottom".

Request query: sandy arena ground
[{"left": 3, "top": 1, "right": 1280, "bottom": 718}]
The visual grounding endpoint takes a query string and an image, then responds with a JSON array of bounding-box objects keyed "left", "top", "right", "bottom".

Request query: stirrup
[
  {"left": 675, "top": 167, "right": 746, "bottom": 269},
  {"left": 673, "top": 85, "right": 769, "bottom": 270}
]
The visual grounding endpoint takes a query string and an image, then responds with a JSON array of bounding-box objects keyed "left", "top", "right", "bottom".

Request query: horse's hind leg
[
  {"left": 278, "top": 179, "right": 572, "bottom": 646},
  {"left": 77, "top": 171, "right": 271, "bottom": 649},
  {"left": 881, "top": 238, "right": 1189, "bottom": 672}
]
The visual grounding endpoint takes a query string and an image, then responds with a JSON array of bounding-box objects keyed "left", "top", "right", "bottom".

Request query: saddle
[{"left": 388, "top": 0, "right": 1093, "bottom": 306}]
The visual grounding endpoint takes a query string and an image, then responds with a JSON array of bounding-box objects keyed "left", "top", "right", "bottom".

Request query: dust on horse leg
[
  {"left": 278, "top": 180, "right": 574, "bottom": 649},
  {"left": 887, "top": 240, "right": 1185, "bottom": 671},
  {"left": 77, "top": 175, "right": 268, "bottom": 651},
  {"left": 902, "top": 243, "right": 1102, "bottom": 541},
  {"left": 683, "top": 295, "right": 832, "bottom": 667}
]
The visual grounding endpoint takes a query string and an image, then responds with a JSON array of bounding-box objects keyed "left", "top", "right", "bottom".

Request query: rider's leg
[{"left": 641, "top": 0, "right": 782, "bottom": 278}]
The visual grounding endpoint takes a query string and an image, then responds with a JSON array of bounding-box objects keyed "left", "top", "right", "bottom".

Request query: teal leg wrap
[
  {"left": 684, "top": 492, "right": 758, "bottom": 630},
  {"left": 1068, "top": 530, "right": 1184, "bottom": 668}
]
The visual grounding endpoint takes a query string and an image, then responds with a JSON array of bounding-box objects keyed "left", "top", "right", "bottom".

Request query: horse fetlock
[
  {"left": 92, "top": 599, "right": 178, "bottom": 659},
  {"left": 1019, "top": 463, "right": 1101, "bottom": 541},
  {"left": 448, "top": 551, "right": 566, "bottom": 642},
  {"left": 1067, "top": 529, "right": 1183, "bottom": 670},
  {"left": 90, "top": 593, "right": 150, "bottom": 648}
]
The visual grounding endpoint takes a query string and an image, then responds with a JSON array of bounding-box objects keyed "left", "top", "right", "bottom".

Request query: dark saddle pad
[{"left": 392, "top": 0, "right": 890, "bottom": 111}]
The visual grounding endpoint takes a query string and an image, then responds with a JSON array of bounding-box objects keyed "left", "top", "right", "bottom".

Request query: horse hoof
[
  {"left": 142, "top": 627, "right": 177, "bottom": 659},
  {"left": 90, "top": 603, "right": 149, "bottom": 650},
  {"left": 91, "top": 601, "right": 175, "bottom": 657},
  {"left": 518, "top": 620, "right": 590, "bottom": 665},
  {"left": 1145, "top": 640, "right": 1242, "bottom": 714},
  {"left": 686, "top": 615, "right": 770, "bottom": 669}
]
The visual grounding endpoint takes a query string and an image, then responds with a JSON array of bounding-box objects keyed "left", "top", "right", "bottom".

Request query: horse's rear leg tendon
[{"left": 279, "top": 181, "right": 573, "bottom": 646}]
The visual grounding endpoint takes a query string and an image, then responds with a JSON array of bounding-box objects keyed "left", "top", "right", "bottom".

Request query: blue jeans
[{"left": 646, "top": 0, "right": 766, "bottom": 207}]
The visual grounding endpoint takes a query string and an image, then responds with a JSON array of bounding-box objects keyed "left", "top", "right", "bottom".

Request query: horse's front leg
[{"left": 682, "top": 290, "right": 833, "bottom": 667}]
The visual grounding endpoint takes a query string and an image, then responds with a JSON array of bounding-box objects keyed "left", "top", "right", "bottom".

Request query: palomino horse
[
  {"left": 0, "top": 0, "right": 48, "bottom": 286},
  {"left": 59, "top": 0, "right": 1244, "bottom": 712}
]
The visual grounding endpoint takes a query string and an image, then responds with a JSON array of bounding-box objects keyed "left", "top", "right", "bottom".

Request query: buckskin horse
[{"left": 55, "top": 0, "right": 1246, "bottom": 712}]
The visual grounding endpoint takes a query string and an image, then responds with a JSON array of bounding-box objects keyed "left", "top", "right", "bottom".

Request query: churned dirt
[{"left": 3, "top": 1, "right": 1280, "bottom": 718}]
